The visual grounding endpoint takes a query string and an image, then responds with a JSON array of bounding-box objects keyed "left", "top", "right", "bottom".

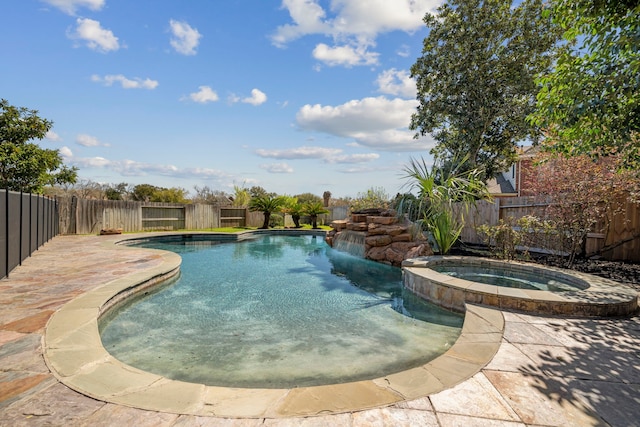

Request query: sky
[{"left": 2, "top": 0, "right": 443, "bottom": 199}]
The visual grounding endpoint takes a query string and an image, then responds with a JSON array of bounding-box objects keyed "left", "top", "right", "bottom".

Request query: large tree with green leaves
[
  {"left": 410, "top": 0, "right": 563, "bottom": 178},
  {"left": 0, "top": 99, "right": 78, "bottom": 193},
  {"left": 530, "top": 1, "right": 640, "bottom": 167}
]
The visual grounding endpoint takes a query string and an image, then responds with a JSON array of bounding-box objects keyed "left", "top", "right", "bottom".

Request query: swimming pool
[{"left": 99, "top": 234, "right": 463, "bottom": 388}]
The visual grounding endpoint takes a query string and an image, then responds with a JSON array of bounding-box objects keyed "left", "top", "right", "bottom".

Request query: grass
[{"left": 172, "top": 224, "right": 332, "bottom": 233}]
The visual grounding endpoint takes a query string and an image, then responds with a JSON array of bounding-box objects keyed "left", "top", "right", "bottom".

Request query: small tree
[
  {"left": 249, "top": 194, "right": 286, "bottom": 229},
  {"left": 0, "top": 99, "right": 78, "bottom": 192},
  {"left": 281, "top": 196, "right": 303, "bottom": 228},
  {"left": 522, "top": 151, "right": 637, "bottom": 265},
  {"left": 303, "top": 201, "right": 329, "bottom": 229}
]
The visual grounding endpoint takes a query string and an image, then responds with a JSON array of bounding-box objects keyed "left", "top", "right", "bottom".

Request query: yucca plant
[{"left": 400, "top": 156, "right": 489, "bottom": 254}]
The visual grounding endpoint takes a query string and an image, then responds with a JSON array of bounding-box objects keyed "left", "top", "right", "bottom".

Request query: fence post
[
  {"left": 69, "top": 195, "right": 77, "bottom": 235},
  {"left": 4, "top": 189, "right": 8, "bottom": 279},
  {"left": 19, "top": 191, "right": 23, "bottom": 266}
]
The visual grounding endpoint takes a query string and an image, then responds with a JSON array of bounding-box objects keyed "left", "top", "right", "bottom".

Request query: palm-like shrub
[
  {"left": 249, "top": 195, "right": 286, "bottom": 229},
  {"left": 281, "top": 196, "right": 303, "bottom": 228},
  {"left": 303, "top": 201, "right": 329, "bottom": 229},
  {"left": 399, "top": 156, "right": 489, "bottom": 254}
]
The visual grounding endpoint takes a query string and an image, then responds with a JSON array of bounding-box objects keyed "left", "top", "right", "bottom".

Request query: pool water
[
  {"left": 99, "top": 234, "right": 463, "bottom": 388},
  {"left": 432, "top": 264, "right": 583, "bottom": 291}
]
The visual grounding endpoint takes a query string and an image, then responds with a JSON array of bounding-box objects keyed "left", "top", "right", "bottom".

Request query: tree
[
  {"left": 192, "top": 185, "right": 231, "bottom": 205},
  {"left": 302, "top": 201, "right": 329, "bottom": 229},
  {"left": 130, "top": 184, "right": 159, "bottom": 202},
  {"left": 0, "top": 99, "right": 78, "bottom": 192},
  {"left": 410, "top": 0, "right": 563, "bottom": 178},
  {"left": 281, "top": 196, "right": 303, "bottom": 228},
  {"left": 248, "top": 194, "right": 286, "bottom": 229},
  {"left": 105, "top": 182, "right": 130, "bottom": 201},
  {"left": 521, "top": 150, "right": 638, "bottom": 265},
  {"left": 350, "top": 187, "right": 390, "bottom": 212},
  {"left": 129, "top": 184, "right": 188, "bottom": 203},
  {"left": 150, "top": 187, "right": 188, "bottom": 203},
  {"left": 530, "top": 2, "right": 640, "bottom": 167},
  {"left": 249, "top": 186, "right": 275, "bottom": 199},
  {"left": 294, "top": 192, "right": 322, "bottom": 205},
  {"left": 232, "top": 185, "right": 251, "bottom": 207}
]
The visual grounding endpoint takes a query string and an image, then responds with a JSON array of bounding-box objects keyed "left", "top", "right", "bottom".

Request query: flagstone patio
[{"left": 1, "top": 234, "right": 639, "bottom": 426}]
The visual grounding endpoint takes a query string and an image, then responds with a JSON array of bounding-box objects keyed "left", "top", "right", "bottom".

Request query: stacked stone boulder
[{"left": 326, "top": 209, "right": 433, "bottom": 267}]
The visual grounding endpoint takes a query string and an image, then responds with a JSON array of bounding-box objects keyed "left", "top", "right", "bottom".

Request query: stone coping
[
  {"left": 42, "top": 232, "right": 504, "bottom": 418},
  {"left": 403, "top": 256, "right": 639, "bottom": 317}
]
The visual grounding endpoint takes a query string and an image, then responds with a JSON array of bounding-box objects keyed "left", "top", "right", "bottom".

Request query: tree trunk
[
  {"left": 311, "top": 214, "right": 318, "bottom": 229},
  {"left": 292, "top": 214, "right": 301, "bottom": 228},
  {"left": 261, "top": 212, "right": 270, "bottom": 229}
]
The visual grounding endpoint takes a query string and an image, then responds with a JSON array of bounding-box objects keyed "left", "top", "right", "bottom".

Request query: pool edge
[{"left": 43, "top": 232, "right": 504, "bottom": 418}]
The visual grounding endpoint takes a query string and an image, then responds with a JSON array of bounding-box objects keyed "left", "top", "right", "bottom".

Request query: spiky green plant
[
  {"left": 400, "top": 156, "right": 490, "bottom": 254},
  {"left": 249, "top": 195, "right": 286, "bottom": 229}
]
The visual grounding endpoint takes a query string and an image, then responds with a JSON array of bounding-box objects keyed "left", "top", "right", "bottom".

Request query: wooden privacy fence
[
  {"left": 459, "top": 196, "right": 640, "bottom": 262},
  {"left": 1, "top": 189, "right": 58, "bottom": 279},
  {"left": 58, "top": 197, "right": 244, "bottom": 234},
  {"left": 58, "top": 197, "right": 351, "bottom": 235}
]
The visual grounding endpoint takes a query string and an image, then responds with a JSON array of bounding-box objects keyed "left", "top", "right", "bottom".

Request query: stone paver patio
[{"left": 1, "top": 234, "right": 639, "bottom": 426}]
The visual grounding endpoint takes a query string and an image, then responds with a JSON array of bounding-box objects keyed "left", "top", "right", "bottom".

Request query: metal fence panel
[
  {"left": 7, "top": 192, "right": 22, "bottom": 274},
  {"left": 0, "top": 191, "right": 6, "bottom": 278},
  {"left": 1, "top": 190, "right": 59, "bottom": 279}
]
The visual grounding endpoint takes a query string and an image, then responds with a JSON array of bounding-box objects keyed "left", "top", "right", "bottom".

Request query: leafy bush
[
  {"left": 477, "top": 215, "right": 559, "bottom": 260},
  {"left": 350, "top": 187, "right": 390, "bottom": 212}
]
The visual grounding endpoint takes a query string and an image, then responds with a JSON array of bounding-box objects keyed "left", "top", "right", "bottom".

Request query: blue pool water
[
  {"left": 99, "top": 234, "right": 463, "bottom": 388},
  {"left": 432, "top": 264, "right": 585, "bottom": 291}
]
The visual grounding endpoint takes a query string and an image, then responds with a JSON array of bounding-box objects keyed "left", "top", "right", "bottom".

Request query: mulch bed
[{"left": 452, "top": 246, "right": 640, "bottom": 292}]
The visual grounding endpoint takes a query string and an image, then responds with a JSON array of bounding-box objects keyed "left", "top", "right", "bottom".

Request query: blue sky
[{"left": 2, "top": 0, "right": 442, "bottom": 199}]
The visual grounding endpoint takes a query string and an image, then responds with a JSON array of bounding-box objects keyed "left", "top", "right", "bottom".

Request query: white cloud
[
  {"left": 260, "top": 163, "right": 294, "bottom": 173},
  {"left": 242, "top": 89, "right": 267, "bottom": 106},
  {"left": 169, "top": 20, "right": 202, "bottom": 55},
  {"left": 271, "top": 0, "right": 331, "bottom": 47},
  {"left": 68, "top": 18, "right": 119, "bottom": 52},
  {"left": 76, "top": 134, "right": 109, "bottom": 147},
  {"left": 229, "top": 89, "right": 268, "bottom": 106},
  {"left": 312, "top": 43, "right": 378, "bottom": 67},
  {"left": 256, "top": 146, "right": 342, "bottom": 160},
  {"left": 330, "top": 153, "right": 380, "bottom": 164},
  {"left": 60, "top": 146, "right": 73, "bottom": 157},
  {"left": 91, "top": 74, "right": 159, "bottom": 90},
  {"left": 376, "top": 69, "right": 416, "bottom": 98},
  {"left": 296, "top": 96, "right": 433, "bottom": 151},
  {"left": 41, "top": 0, "right": 104, "bottom": 15},
  {"left": 45, "top": 130, "right": 62, "bottom": 142},
  {"left": 186, "top": 86, "right": 219, "bottom": 103},
  {"left": 255, "top": 146, "right": 379, "bottom": 164},
  {"left": 63, "top": 149, "right": 232, "bottom": 180},
  {"left": 396, "top": 44, "right": 411, "bottom": 58},
  {"left": 271, "top": 0, "right": 440, "bottom": 67}
]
